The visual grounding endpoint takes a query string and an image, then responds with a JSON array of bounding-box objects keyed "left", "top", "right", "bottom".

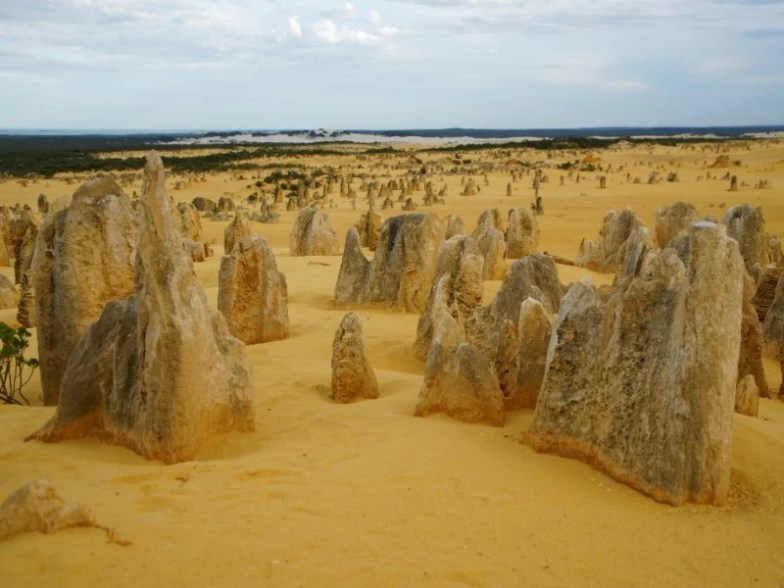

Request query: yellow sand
[{"left": 1, "top": 141, "right": 784, "bottom": 587}]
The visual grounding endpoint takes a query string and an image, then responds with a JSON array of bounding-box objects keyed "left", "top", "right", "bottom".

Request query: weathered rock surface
[
  {"left": 289, "top": 205, "right": 339, "bottom": 256},
  {"left": 509, "top": 298, "right": 553, "bottom": 409},
  {"left": 16, "top": 274, "right": 35, "bottom": 328},
  {"left": 176, "top": 202, "right": 204, "bottom": 243},
  {"left": 471, "top": 210, "right": 506, "bottom": 280},
  {"left": 355, "top": 209, "right": 383, "bottom": 251},
  {"left": 192, "top": 196, "right": 217, "bottom": 213},
  {"left": 466, "top": 254, "right": 561, "bottom": 361},
  {"left": 28, "top": 152, "right": 255, "bottom": 464},
  {"left": 32, "top": 176, "right": 136, "bottom": 406},
  {"left": 0, "top": 274, "right": 19, "bottom": 309},
  {"left": 414, "top": 301, "right": 504, "bottom": 426},
  {"left": 763, "top": 269, "right": 784, "bottom": 357},
  {"left": 224, "top": 212, "right": 251, "bottom": 254},
  {"left": 413, "top": 236, "right": 484, "bottom": 360},
  {"left": 218, "top": 234, "right": 289, "bottom": 345},
  {"left": 505, "top": 207, "right": 539, "bottom": 258},
  {"left": 331, "top": 312, "right": 379, "bottom": 403},
  {"left": 217, "top": 197, "right": 236, "bottom": 212},
  {"left": 575, "top": 209, "right": 647, "bottom": 273},
  {"left": 444, "top": 215, "right": 465, "bottom": 239},
  {"left": 0, "top": 234, "right": 10, "bottom": 267},
  {"left": 12, "top": 211, "right": 41, "bottom": 285},
  {"left": 653, "top": 202, "right": 698, "bottom": 248},
  {"left": 335, "top": 213, "right": 446, "bottom": 313},
  {"left": 0, "top": 481, "right": 96, "bottom": 542},
  {"left": 723, "top": 205, "right": 772, "bottom": 282},
  {"left": 739, "top": 273, "right": 769, "bottom": 398},
  {"left": 735, "top": 374, "right": 759, "bottom": 417},
  {"left": 752, "top": 266, "right": 781, "bottom": 321},
  {"left": 526, "top": 222, "right": 744, "bottom": 506}
]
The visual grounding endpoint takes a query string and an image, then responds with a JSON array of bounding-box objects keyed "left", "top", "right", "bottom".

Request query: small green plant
[{"left": 0, "top": 322, "right": 39, "bottom": 405}]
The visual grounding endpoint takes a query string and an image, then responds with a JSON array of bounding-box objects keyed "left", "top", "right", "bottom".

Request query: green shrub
[{"left": 0, "top": 323, "right": 39, "bottom": 405}]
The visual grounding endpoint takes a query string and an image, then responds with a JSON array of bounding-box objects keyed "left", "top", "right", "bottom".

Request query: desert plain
[{"left": 1, "top": 139, "right": 784, "bottom": 587}]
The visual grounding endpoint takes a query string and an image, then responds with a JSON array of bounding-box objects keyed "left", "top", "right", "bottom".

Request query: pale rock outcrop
[
  {"left": 462, "top": 178, "right": 478, "bottom": 196},
  {"left": 0, "top": 274, "right": 19, "bottom": 309},
  {"left": 0, "top": 219, "right": 10, "bottom": 266},
  {"left": 355, "top": 208, "right": 383, "bottom": 251},
  {"left": 472, "top": 210, "right": 506, "bottom": 280},
  {"left": 48, "top": 195, "right": 71, "bottom": 216},
  {"left": 653, "top": 202, "right": 698, "bottom": 248},
  {"left": 495, "top": 319, "right": 519, "bottom": 402},
  {"left": 764, "top": 270, "right": 784, "bottom": 347},
  {"left": 12, "top": 211, "right": 41, "bottom": 284},
  {"left": 475, "top": 208, "right": 504, "bottom": 232},
  {"left": 217, "top": 197, "right": 236, "bottom": 212},
  {"left": 509, "top": 298, "right": 553, "bottom": 409},
  {"left": 723, "top": 205, "right": 771, "bottom": 282},
  {"left": 16, "top": 274, "right": 35, "bottom": 328},
  {"left": 762, "top": 270, "right": 784, "bottom": 397},
  {"left": 413, "top": 236, "right": 484, "bottom": 360},
  {"left": 414, "top": 299, "right": 504, "bottom": 426},
  {"left": 176, "top": 202, "right": 208, "bottom": 262},
  {"left": 335, "top": 213, "right": 446, "bottom": 313},
  {"left": 735, "top": 374, "right": 759, "bottom": 417},
  {"left": 334, "top": 228, "right": 369, "bottom": 306},
  {"left": 32, "top": 176, "right": 136, "bottom": 406},
  {"left": 505, "top": 207, "right": 539, "bottom": 259},
  {"left": 218, "top": 234, "right": 289, "bottom": 345},
  {"left": 37, "top": 194, "right": 49, "bottom": 215},
  {"left": 753, "top": 266, "right": 782, "bottom": 321},
  {"left": 526, "top": 222, "right": 744, "bottom": 506},
  {"left": 176, "top": 202, "right": 204, "bottom": 243},
  {"left": 444, "top": 215, "right": 465, "bottom": 239},
  {"left": 28, "top": 151, "right": 255, "bottom": 464},
  {"left": 739, "top": 272, "right": 769, "bottom": 398},
  {"left": 192, "top": 197, "right": 217, "bottom": 213},
  {"left": 331, "top": 312, "right": 379, "bottom": 403},
  {"left": 289, "top": 205, "right": 340, "bottom": 256},
  {"left": 0, "top": 208, "right": 11, "bottom": 254},
  {"left": 466, "top": 254, "right": 561, "bottom": 361},
  {"left": 224, "top": 212, "right": 251, "bottom": 254},
  {"left": 767, "top": 235, "right": 784, "bottom": 268},
  {"left": 575, "top": 209, "right": 647, "bottom": 273},
  {"left": 0, "top": 481, "right": 96, "bottom": 542}
]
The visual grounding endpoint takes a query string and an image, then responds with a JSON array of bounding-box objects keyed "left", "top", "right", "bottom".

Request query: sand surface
[{"left": 1, "top": 141, "right": 784, "bottom": 586}]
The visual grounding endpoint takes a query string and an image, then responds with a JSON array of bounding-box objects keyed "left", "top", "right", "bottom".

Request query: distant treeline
[
  {"left": 0, "top": 136, "right": 351, "bottom": 177},
  {"left": 0, "top": 133, "right": 764, "bottom": 178}
]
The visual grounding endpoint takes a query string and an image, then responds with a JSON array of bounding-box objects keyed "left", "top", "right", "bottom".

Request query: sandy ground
[{"left": 1, "top": 141, "right": 784, "bottom": 586}]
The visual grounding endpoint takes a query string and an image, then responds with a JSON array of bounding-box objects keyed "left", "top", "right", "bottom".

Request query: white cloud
[
  {"left": 698, "top": 57, "right": 745, "bottom": 74},
  {"left": 311, "top": 19, "right": 379, "bottom": 44},
  {"left": 288, "top": 15, "right": 302, "bottom": 38}
]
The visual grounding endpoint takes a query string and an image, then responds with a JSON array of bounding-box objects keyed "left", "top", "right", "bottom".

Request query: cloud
[
  {"left": 0, "top": 0, "right": 783, "bottom": 128},
  {"left": 287, "top": 16, "right": 302, "bottom": 38},
  {"left": 309, "top": 19, "right": 403, "bottom": 45},
  {"left": 698, "top": 57, "right": 746, "bottom": 74}
]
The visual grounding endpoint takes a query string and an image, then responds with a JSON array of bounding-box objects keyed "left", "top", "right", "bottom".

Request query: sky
[{"left": 0, "top": 0, "right": 783, "bottom": 130}]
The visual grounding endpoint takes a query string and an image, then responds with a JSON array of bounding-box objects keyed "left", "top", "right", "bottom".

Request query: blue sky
[{"left": 0, "top": 0, "right": 782, "bottom": 129}]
